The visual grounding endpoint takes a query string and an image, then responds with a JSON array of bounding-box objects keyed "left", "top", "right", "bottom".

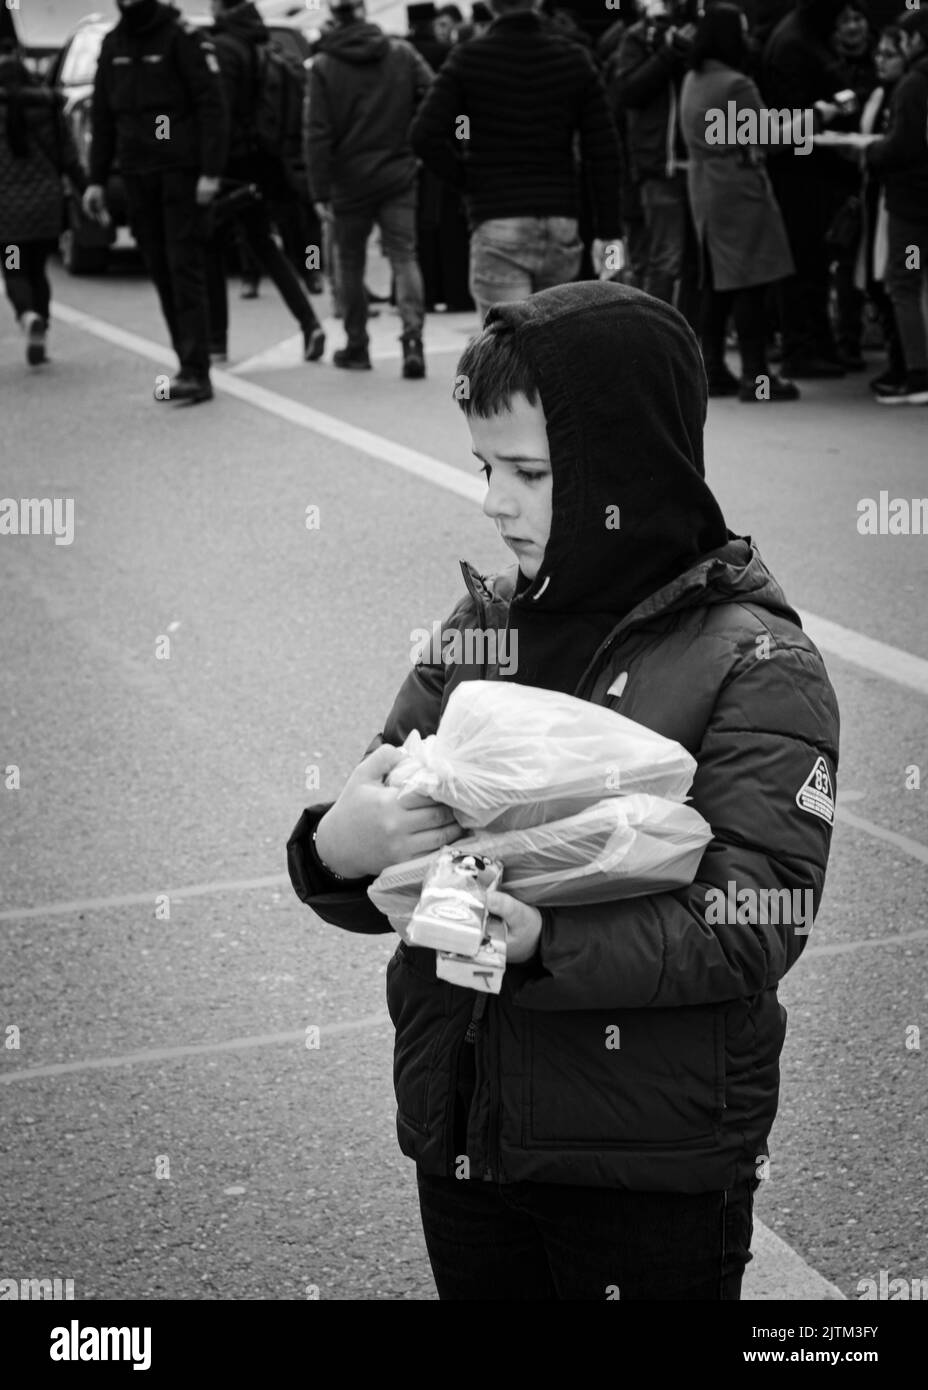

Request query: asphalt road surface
[{"left": 1, "top": 249, "right": 926, "bottom": 1303}]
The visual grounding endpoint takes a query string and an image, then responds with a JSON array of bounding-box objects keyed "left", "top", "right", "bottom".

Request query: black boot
[{"left": 401, "top": 331, "right": 425, "bottom": 380}]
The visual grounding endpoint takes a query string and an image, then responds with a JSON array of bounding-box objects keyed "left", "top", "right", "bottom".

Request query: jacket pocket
[
  {"left": 386, "top": 943, "right": 451, "bottom": 1135},
  {"left": 524, "top": 1004, "right": 725, "bottom": 1148}
]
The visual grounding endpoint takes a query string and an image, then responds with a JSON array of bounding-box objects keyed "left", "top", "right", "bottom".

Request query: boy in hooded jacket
[{"left": 287, "top": 279, "right": 840, "bottom": 1301}]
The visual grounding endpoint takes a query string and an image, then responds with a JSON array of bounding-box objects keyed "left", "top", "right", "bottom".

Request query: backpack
[{"left": 251, "top": 40, "right": 305, "bottom": 167}]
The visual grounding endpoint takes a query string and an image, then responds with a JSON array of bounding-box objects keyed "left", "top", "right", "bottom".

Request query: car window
[{"left": 58, "top": 27, "right": 107, "bottom": 87}]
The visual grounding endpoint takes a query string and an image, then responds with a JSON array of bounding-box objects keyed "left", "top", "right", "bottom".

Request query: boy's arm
[{"left": 510, "top": 640, "right": 839, "bottom": 1011}]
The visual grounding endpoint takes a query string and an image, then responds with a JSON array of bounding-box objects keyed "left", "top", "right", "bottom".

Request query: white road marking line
[
  {"left": 835, "top": 804, "right": 928, "bottom": 866},
  {"left": 52, "top": 302, "right": 928, "bottom": 694},
  {"left": 0, "top": 1012, "right": 391, "bottom": 1085},
  {"left": 0, "top": 874, "right": 290, "bottom": 923},
  {"left": 796, "top": 609, "right": 928, "bottom": 698}
]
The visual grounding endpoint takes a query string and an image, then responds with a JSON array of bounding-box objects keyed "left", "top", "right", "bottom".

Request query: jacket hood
[
  {"left": 317, "top": 20, "right": 389, "bottom": 63},
  {"left": 213, "top": 1, "right": 269, "bottom": 46},
  {"left": 483, "top": 281, "right": 728, "bottom": 625}
]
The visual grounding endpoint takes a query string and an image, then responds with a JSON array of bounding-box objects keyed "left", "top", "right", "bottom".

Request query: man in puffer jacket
[
  {"left": 303, "top": 0, "right": 433, "bottom": 377},
  {"left": 288, "top": 280, "right": 840, "bottom": 1301},
  {"left": 0, "top": 43, "right": 86, "bottom": 365}
]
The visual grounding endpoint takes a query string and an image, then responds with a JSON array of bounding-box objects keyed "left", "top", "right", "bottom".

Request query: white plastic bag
[
  {"left": 387, "top": 680, "right": 698, "bottom": 831},
  {"left": 368, "top": 795, "right": 713, "bottom": 927}
]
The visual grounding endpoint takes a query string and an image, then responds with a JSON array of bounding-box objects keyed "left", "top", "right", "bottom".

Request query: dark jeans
[
  {"left": 124, "top": 168, "right": 212, "bottom": 379},
  {"left": 2, "top": 239, "right": 54, "bottom": 324},
  {"left": 205, "top": 179, "right": 320, "bottom": 349},
  {"left": 770, "top": 162, "right": 844, "bottom": 364},
  {"left": 333, "top": 181, "right": 425, "bottom": 350},
  {"left": 638, "top": 172, "right": 700, "bottom": 331},
  {"left": 886, "top": 214, "right": 928, "bottom": 374},
  {"left": 416, "top": 1170, "right": 756, "bottom": 1301}
]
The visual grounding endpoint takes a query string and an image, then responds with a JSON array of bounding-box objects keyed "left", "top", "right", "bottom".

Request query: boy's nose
[{"left": 482, "top": 481, "right": 518, "bottom": 523}]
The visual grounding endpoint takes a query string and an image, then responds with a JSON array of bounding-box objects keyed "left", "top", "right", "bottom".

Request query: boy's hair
[{"left": 454, "top": 323, "right": 541, "bottom": 417}]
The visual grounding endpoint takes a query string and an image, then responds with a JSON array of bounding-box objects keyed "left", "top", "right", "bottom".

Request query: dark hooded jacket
[
  {"left": 89, "top": 0, "right": 228, "bottom": 183},
  {"left": 0, "top": 56, "right": 86, "bottom": 243},
  {"left": 287, "top": 282, "right": 840, "bottom": 1193},
  {"left": 302, "top": 19, "right": 433, "bottom": 213},
  {"left": 210, "top": 1, "right": 271, "bottom": 170}
]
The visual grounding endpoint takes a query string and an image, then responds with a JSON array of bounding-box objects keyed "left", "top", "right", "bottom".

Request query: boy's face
[{"left": 469, "top": 393, "right": 553, "bottom": 582}]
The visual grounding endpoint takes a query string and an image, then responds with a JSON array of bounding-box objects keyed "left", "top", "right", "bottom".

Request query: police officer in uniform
[{"left": 83, "top": 0, "right": 228, "bottom": 403}]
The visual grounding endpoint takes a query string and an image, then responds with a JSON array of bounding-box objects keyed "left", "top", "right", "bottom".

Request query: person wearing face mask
[{"left": 83, "top": 0, "right": 229, "bottom": 404}]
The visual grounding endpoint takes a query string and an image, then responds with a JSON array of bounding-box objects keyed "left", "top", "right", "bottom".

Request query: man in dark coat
[
  {"left": 287, "top": 280, "right": 840, "bottom": 1300},
  {"left": 303, "top": 0, "right": 433, "bottom": 376},
  {"left": 410, "top": 0, "right": 623, "bottom": 323},
  {"left": 865, "top": 6, "right": 928, "bottom": 405},
  {"left": 761, "top": 0, "right": 852, "bottom": 377},
  {"left": 206, "top": 0, "right": 324, "bottom": 364},
  {"left": 84, "top": 0, "right": 229, "bottom": 402}
]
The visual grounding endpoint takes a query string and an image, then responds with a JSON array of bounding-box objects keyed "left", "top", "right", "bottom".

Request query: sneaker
[
  {"left": 333, "top": 344, "right": 372, "bottom": 370},
  {"left": 23, "top": 312, "right": 47, "bottom": 366},
  {"left": 870, "top": 370, "right": 906, "bottom": 397},
  {"left": 303, "top": 325, "right": 326, "bottom": 362},
  {"left": 239, "top": 278, "right": 259, "bottom": 300},
  {"left": 401, "top": 332, "right": 425, "bottom": 380},
  {"left": 875, "top": 370, "right": 928, "bottom": 406},
  {"left": 156, "top": 373, "right": 213, "bottom": 404},
  {"left": 738, "top": 373, "right": 801, "bottom": 403}
]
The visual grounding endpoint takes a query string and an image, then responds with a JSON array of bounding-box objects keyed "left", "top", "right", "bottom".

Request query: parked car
[{"left": 46, "top": 7, "right": 316, "bottom": 275}]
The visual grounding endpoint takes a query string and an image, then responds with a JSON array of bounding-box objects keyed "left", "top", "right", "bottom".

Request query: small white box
[{"left": 436, "top": 927, "right": 507, "bottom": 994}]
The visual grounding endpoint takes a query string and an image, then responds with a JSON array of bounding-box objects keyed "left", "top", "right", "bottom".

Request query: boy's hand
[
  {"left": 314, "top": 743, "right": 465, "bottom": 879},
  {"left": 487, "top": 890, "right": 543, "bottom": 965}
]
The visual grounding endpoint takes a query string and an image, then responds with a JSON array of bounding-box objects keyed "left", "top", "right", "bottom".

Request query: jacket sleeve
[
  {"left": 510, "top": 638, "right": 839, "bottom": 1012},
  {"left": 88, "top": 35, "right": 116, "bottom": 185},
  {"left": 303, "top": 63, "right": 333, "bottom": 203},
  {"left": 409, "top": 51, "right": 467, "bottom": 189},
  {"left": 611, "top": 28, "right": 679, "bottom": 110},
  {"left": 577, "top": 60, "right": 623, "bottom": 237},
  {"left": 175, "top": 25, "right": 229, "bottom": 178},
  {"left": 865, "top": 72, "right": 925, "bottom": 175}
]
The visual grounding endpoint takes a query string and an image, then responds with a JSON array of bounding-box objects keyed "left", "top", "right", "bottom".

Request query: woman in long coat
[
  {"left": 680, "top": 4, "right": 798, "bottom": 401},
  {"left": 0, "top": 43, "right": 85, "bottom": 365}
]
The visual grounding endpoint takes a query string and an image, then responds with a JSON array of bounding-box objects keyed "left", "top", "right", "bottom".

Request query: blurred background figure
[
  {"left": 0, "top": 37, "right": 86, "bottom": 365},
  {"left": 863, "top": 5, "right": 928, "bottom": 404},
  {"left": 305, "top": 0, "right": 432, "bottom": 376},
  {"left": 680, "top": 2, "right": 798, "bottom": 400},
  {"left": 857, "top": 23, "right": 906, "bottom": 396},
  {"left": 411, "top": 0, "right": 622, "bottom": 324},
  {"left": 206, "top": 0, "right": 325, "bottom": 365},
  {"left": 611, "top": 0, "right": 701, "bottom": 329}
]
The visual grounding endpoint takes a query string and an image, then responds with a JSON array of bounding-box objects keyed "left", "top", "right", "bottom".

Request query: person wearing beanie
[
  {"left": 83, "top": 0, "right": 229, "bottom": 404},
  {"left": 0, "top": 46, "right": 87, "bottom": 365},
  {"left": 288, "top": 280, "right": 840, "bottom": 1300}
]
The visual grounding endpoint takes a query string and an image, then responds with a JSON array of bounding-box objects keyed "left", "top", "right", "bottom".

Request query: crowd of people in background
[{"left": 0, "top": 0, "right": 926, "bottom": 406}]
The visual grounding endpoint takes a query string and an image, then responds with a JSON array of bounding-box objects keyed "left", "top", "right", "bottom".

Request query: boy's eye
[{"left": 517, "top": 470, "right": 546, "bottom": 483}]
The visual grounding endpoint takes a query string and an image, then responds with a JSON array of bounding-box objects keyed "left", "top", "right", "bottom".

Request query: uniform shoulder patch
[{"left": 796, "top": 756, "right": 835, "bottom": 825}]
